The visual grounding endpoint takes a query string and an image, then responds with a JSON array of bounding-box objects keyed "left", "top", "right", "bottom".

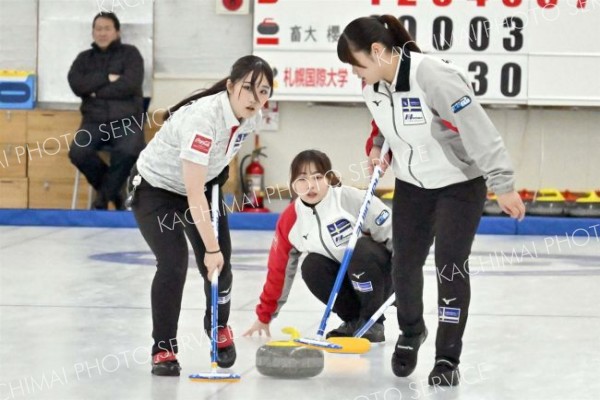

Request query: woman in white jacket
[
  {"left": 244, "top": 149, "right": 393, "bottom": 342},
  {"left": 337, "top": 15, "right": 525, "bottom": 386},
  {"left": 131, "top": 55, "right": 273, "bottom": 376}
]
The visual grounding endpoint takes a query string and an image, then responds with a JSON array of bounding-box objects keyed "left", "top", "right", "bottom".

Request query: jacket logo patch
[
  {"left": 229, "top": 131, "right": 249, "bottom": 155},
  {"left": 375, "top": 210, "right": 390, "bottom": 226},
  {"left": 352, "top": 280, "right": 373, "bottom": 293},
  {"left": 401, "top": 97, "right": 426, "bottom": 125},
  {"left": 327, "top": 218, "right": 353, "bottom": 247},
  {"left": 439, "top": 306, "right": 461, "bottom": 324},
  {"left": 191, "top": 134, "right": 212, "bottom": 154},
  {"left": 373, "top": 100, "right": 382, "bottom": 107},
  {"left": 451, "top": 96, "right": 471, "bottom": 113}
]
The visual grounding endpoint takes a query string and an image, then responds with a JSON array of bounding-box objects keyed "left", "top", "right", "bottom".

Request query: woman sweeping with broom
[{"left": 130, "top": 55, "right": 273, "bottom": 376}]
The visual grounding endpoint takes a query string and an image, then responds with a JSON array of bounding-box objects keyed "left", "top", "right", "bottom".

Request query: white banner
[{"left": 254, "top": 51, "right": 362, "bottom": 101}]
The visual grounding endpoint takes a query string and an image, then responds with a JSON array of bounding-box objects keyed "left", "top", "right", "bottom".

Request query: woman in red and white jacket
[{"left": 244, "top": 149, "right": 393, "bottom": 342}]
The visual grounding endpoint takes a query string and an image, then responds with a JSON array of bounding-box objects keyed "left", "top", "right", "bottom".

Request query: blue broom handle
[
  {"left": 210, "top": 184, "right": 220, "bottom": 367},
  {"left": 210, "top": 270, "right": 218, "bottom": 366},
  {"left": 316, "top": 141, "right": 390, "bottom": 338}
]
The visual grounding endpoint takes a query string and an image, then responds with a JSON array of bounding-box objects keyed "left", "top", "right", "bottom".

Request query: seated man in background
[{"left": 68, "top": 11, "right": 145, "bottom": 210}]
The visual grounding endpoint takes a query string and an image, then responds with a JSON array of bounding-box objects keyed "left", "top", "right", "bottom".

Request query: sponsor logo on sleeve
[
  {"left": 191, "top": 134, "right": 212, "bottom": 154},
  {"left": 375, "top": 209, "right": 390, "bottom": 226},
  {"left": 451, "top": 96, "right": 472, "bottom": 113}
]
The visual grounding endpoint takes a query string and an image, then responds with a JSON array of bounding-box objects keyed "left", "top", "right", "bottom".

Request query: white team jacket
[
  {"left": 288, "top": 185, "right": 393, "bottom": 263},
  {"left": 255, "top": 185, "right": 393, "bottom": 323},
  {"left": 365, "top": 49, "right": 515, "bottom": 195}
]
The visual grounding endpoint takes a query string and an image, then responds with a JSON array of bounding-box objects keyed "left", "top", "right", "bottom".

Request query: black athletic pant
[
  {"left": 69, "top": 120, "right": 145, "bottom": 202},
  {"left": 301, "top": 236, "right": 392, "bottom": 323},
  {"left": 130, "top": 168, "right": 232, "bottom": 355},
  {"left": 392, "top": 177, "right": 486, "bottom": 363}
]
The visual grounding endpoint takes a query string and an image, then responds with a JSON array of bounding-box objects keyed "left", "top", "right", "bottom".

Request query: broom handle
[
  {"left": 316, "top": 141, "right": 390, "bottom": 338},
  {"left": 353, "top": 294, "right": 395, "bottom": 338},
  {"left": 210, "top": 184, "right": 220, "bottom": 372}
]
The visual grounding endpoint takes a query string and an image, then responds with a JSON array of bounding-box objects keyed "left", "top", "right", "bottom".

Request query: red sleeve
[
  {"left": 365, "top": 119, "right": 393, "bottom": 159},
  {"left": 255, "top": 203, "right": 297, "bottom": 323},
  {"left": 365, "top": 119, "right": 379, "bottom": 156}
]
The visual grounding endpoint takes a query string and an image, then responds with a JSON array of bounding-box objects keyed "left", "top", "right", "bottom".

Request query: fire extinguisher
[{"left": 240, "top": 135, "right": 269, "bottom": 212}]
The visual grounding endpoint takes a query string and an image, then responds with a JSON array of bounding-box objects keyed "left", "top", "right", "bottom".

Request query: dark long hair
[
  {"left": 164, "top": 55, "right": 274, "bottom": 121},
  {"left": 290, "top": 150, "right": 341, "bottom": 189},
  {"left": 338, "top": 15, "right": 421, "bottom": 67}
]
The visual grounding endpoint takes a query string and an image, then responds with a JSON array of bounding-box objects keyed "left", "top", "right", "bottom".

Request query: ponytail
[
  {"left": 338, "top": 15, "right": 420, "bottom": 66},
  {"left": 377, "top": 15, "right": 421, "bottom": 53}
]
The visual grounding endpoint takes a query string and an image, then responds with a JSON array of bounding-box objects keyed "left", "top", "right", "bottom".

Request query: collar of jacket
[
  {"left": 219, "top": 91, "right": 240, "bottom": 130},
  {"left": 373, "top": 47, "right": 411, "bottom": 94},
  {"left": 91, "top": 38, "right": 123, "bottom": 52}
]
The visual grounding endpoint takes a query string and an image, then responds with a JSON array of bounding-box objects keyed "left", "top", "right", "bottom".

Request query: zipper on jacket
[
  {"left": 313, "top": 208, "right": 338, "bottom": 261},
  {"left": 383, "top": 86, "right": 425, "bottom": 188}
]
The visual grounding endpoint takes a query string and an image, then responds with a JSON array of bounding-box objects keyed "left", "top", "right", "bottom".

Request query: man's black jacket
[{"left": 68, "top": 39, "right": 144, "bottom": 124}]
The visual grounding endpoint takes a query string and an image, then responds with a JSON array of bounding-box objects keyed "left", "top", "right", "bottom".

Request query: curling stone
[
  {"left": 256, "top": 327, "right": 324, "bottom": 378},
  {"left": 561, "top": 190, "right": 583, "bottom": 203},
  {"left": 528, "top": 189, "right": 566, "bottom": 216},
  {"left": 561, "top": 190, "right": 584, "bottom": 216},
  {"left": 485, "top": 189, "right": 535, "bottom": 216},
  {"left": 568, "top": 191, "right": 600, "bottom": 217}
]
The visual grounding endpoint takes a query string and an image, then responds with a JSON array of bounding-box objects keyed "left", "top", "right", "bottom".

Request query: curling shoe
[
  {"left": 151, "top": 351, "right": 181, "bottom": 376},
  {"left": 391, "top": 328, "right": 428, "bottom": 377},
  {"left": 428, "top": 358, "right": 460, "bottom": 387}
]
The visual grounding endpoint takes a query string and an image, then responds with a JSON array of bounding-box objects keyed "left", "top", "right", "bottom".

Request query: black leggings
[
  {"left": 301, "top": 236, "right": 392, "bottom": 323},
  {"left": 131, "top": 172, "right": 232, "bottom": 355},
  {"left": 392, "top": 177, "right": 487, "bottom": 363}
]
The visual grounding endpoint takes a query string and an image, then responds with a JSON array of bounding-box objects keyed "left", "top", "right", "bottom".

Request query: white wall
[
  {"left": 0, "top": 0, "right": 38, "bottom": 70},
  {"left": 487, "top": 107, "right": 600, "bottom": 191}
]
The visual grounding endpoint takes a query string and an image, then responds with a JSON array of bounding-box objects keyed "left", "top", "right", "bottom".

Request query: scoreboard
[{"left": 253, "top": 0, "right": 600, "bottom": 105}]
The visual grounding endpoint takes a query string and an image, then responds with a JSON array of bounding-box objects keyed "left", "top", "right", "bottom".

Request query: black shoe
[
  {"left": 428, "top": 358, "right": 460, "bottom": 386},
  {"left": 391, "top": 327, "right": 428, "bottom": 377},
  {"left": 215, "top": 345, "right": 236, "bottom": 369},
  {"left": 326, "top": 319, "right": 359, "bottom": 339},
  {"left": 151, "top": 351, "right": 181, "bottom": 376},
  {"left": 214, "top": 325, "right": 236, "bottom": 368},
  {"left": 360, "top": 322, "right": 385, "bottom": 343}
]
